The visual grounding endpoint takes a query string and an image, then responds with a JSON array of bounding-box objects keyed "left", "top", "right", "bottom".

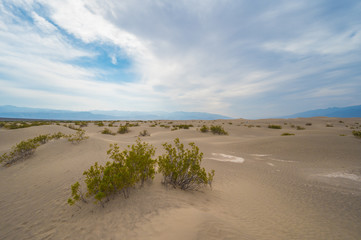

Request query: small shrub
[
  {"left": 296, "top": 126, "right": 305, "bottom": 130},
  {"left": 118, "top": 126, "right": 129, "bottom": 134},
  {"left": 210, "top": 125, "right": 228, "bottom": 135},
  {"left": 326, "top": 124, "right": 333, "bottom": 127},
  {"left": 339, "top": 134, "right": 346, "bottom": 136},
  {"left": 96, "top": 122, "right": 104, "bottom": 127},
  {"left": 69, "top": 139, "right": 156, "bottom": 207},
  {"left": 200, "top": 125, "right": 209, "bottom": 133},
  {"left": 67, "top": 182, "right": 87, "bottom": 207},
  {"left": 66, "top": 130, "right": 89, "bottom": 144},
  {"left": 305, "top": 123, "right": 312, "bottom": 126},
  {"left": 172, "top": 124, "right": 193, "bottom": 129},
  {"left": 139, "top": 130, "right": 150, "bottom": 136},
  {"left": 281, "top": 133, "right": 295, "bottom": 136},
  {"left": 352, "top": 130, "right": 361, "bottom": 138},
  {"left": 117, "top": 125, "right": 129, "bottom": 134},
  {"left": 158, "top": 138, "right": 214, "bottom": 190},
  {"left": 101, "top": 128, "right": 116, "bottom": 135},
  {"left": 339, "top": 121, "right": 344, "bottom": 123},
  {"left": 0, "top": 132, "right": 70, "bottom": 166},
  {"left": 268, "top": 125, "right": 282, "bottom": 129}
]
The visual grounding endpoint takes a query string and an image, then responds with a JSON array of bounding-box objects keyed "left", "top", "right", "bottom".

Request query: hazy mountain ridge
[
  {"left": 0, "top": 105, "right": 230, "bottom": 120},
  {"left": 282, "top": 105, "right": 361, "bottom": 118}
]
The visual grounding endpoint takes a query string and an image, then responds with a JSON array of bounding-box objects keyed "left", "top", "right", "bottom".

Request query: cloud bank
[{"left": 0, "top": 0, "right": 360, "bottom": 118}]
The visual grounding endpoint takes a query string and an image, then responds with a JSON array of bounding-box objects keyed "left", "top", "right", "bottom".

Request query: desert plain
[{"left": 0, "top": 117, "right": 361, "bottom": 240}]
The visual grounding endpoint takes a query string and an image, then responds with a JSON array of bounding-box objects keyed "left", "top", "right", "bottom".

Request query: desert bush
[
  {"left": 352, "top": 130, "right": 361, "bottom": 138},
  {"left": 0, "top": 132, "right": 71, "bottom": 165},
  {"left": 0, "top": 139, "right": 39, "bottom": 165},
  {"left": 200, "top": 125, "right": 209, "bottom": 133},
  {"left": 158, "top": 138, "right": 215, "bottom": 190},
  {"left": 101, "top": 128, "right": 116, "bottom": 135},
  {"left": 281, "top": 133, "right": 295, "bottom": 136},
  {"left": 67, "top": 182, "right": 87, "bottom": 207},
  {"left": 66, "top": 130, "right": 89, "bottom": 144},
  {"left": 96, "top": 122, "right": 104, "bottom": 127},
  {"left": 50, "top": 132, "right": 65, "bottom": 140},
  {"left": 296, "top": 126, "right": 305, "bottom": 130},
  {"left": 126, "top": 122, "right": 139, "bottom": 127},
  {"left": 117, "top": 125, "right": 129, "bottom": 134},
  {"left": 69, "top": 139, "right": 156, "bottom": 207},
  {"left": 268, "top": 125, "right": 282, "bottom": 129},
  {"left": 326, "top": 124, "right": 333, "bottom": 127},
  {"left": 172, "top": 124, "right": 193, "bottom": 129},
  {"left": 210, "top": 125, "right": 228, "bottom": 135},
  {"left": 305, "top": 123, "right": 312, "bottom": 126},
  {"left": 139, "top": 130, "right": 150, "bottom": 136}
]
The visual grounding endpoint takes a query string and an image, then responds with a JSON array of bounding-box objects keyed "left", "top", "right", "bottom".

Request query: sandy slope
[{"left": 0, "top": 117, "right": 361, "bottom": 239}]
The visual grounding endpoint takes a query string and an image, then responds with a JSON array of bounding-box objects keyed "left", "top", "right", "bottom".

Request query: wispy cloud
[{"left": 0, "top": 0, "right": 360, "bottom": 118}]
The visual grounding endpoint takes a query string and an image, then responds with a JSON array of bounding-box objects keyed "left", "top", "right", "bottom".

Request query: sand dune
[{"left": 1, "top": 117, "right": 361, "bottom": 239}]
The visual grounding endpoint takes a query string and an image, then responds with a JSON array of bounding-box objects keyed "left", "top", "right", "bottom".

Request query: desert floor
[{"left": 1, "top": 117, "right": 361, "bottom": 240}]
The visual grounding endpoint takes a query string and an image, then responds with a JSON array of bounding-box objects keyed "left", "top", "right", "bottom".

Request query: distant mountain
[
  {"left": 282, "top": 105, "right": 361, "bottom": 118},
  {"left": 0, "top": 105, "right": 230, "bottom": 120}
]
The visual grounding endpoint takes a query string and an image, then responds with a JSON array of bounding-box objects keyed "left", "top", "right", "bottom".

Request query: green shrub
[
  {"left": 210, "top": 125, "right": 228, "bottom": 135},
  {"left": 352, "top": 130, "right": 361, "bottom": 138},
  {"left": 268, "top": 125, "right": 282, "bottom": 129},
  {"left": 66, "top": 130, "right": 89, "bottom": 144},
  {"left": 67, "top": 182, "right": 87, "bottom": 207},
  {"left": 158, "top": 138, "right": 215, "bottom": 190},
  {"left": 296, "top": 126, "right": 305, "bottom": 130},
  {"left": 139, "top": 130, "right": 150, "bottom": 136},
  {"left": 326, "top": 124, "right": 333, "bottom": 127},
  {"left": 69, "top": 139, "right": 156, "bottom": 207},
  {"left": 200, "top": 125, "right": 209, "bottom": 133},
  {"left": 101, "top": 128, "right": 116, "bottom": 135},
  {"left": 0, "top": 139, "right": 39, "bottom": 165},
  {"left": 117, "top": 125, "right": 129, "bottom": 134},
  {"left": 172, "top": 124, "right": 193, "bottom": 129},
  {"left": 281, "top": 133, "right": 295, "bottom": 136},
  {"left": 96, "top": 122, "right": 105, "bottom": 127}
]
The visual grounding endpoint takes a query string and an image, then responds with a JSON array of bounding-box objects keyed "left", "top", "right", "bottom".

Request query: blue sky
[{"left": 0, "top": 0, "right": 360, "bottom": 118}]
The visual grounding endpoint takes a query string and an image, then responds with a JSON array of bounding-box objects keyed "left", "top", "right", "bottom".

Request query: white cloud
[{"left": 0, "top": 0, "right": 360, "bottom": 118}]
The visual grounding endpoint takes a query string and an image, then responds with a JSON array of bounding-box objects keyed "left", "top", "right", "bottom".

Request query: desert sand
[{"left": 0, "top": 117, "right": 361, "bottom": 240}]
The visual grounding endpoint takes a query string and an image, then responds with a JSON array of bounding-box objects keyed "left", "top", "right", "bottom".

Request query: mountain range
[
  {"left": 0, "top": 105, "right": 230, "bottom": 120},
  {"left": 281, "top": 105, "right": 361, "bottom": 118}
]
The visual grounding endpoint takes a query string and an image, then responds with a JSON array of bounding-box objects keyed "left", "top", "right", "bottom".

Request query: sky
[{"left": 0, "top": 0, "right": 360, "bottom": 119}]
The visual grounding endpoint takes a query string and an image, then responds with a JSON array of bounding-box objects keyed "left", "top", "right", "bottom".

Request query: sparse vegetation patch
[
  {"left": 210, "top": 125, "right": 228, "bottom": 135},
  {"left": 158, "top": 138, "right": 214, "bottom": 190},
  {"left": 352, "top": 130, "right": 361, "bottom": 138},
  {"left": 68, "top": 139, "right": 156, "bottom": 207},
  {"left": 101, "top": 128, "right": 116, "bottom": 135},
  {"left": 268, "top": 125, "right": 282, "bottom": 129}
]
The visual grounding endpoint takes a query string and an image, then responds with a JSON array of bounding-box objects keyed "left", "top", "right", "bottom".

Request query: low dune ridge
[{"left": 1, "top": 117, "right": 361, "bottom": 239}]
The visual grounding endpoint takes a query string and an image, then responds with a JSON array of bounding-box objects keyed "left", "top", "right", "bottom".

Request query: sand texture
[{"left": 1, "top": 117, "right": 361, "bottom": 239}]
